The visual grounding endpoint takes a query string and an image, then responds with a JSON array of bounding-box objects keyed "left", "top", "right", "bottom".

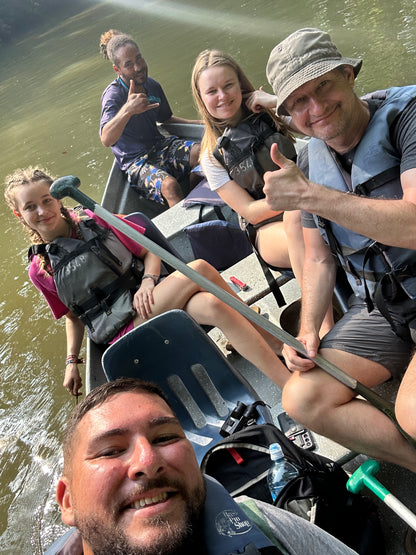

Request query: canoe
[
  {"left": 100, "top": 122, "right": 206, "bottom": 218},
  {"left": 45, "top": 122, "right": 416, "bottom": 555}
]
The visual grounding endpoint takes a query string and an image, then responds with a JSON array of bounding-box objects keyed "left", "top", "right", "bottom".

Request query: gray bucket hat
[{"left": 267, "top": 28, "right": 362, "bottom": 114}]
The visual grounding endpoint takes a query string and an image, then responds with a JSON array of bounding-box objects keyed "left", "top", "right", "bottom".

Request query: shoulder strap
[
  {"left": 79, "top": 217, "right": 110, "bottom": 241},
  {"left": 213, "top": 144, "right": 226, "bottom": 167},
  {"left": 245, "top": 224, "right": 286, "bottom": 307},
  {"left": 213, "top": 142, "right": 243, "bottom": 181},
  {"left": 355, "top": 166, "right": 400, "bottom": 196},
  {"left": 28, "top": 244, "right": 47, "bottom": 260}
]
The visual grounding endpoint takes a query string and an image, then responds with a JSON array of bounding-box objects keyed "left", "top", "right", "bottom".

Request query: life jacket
[
  {"left": 213, "top": 112, "right": 297, "bottom": 200},
  {"left": 29, "top": 219, "right": 143, "bottom": 344},
  {"left": 307, "top": 86, "right": 416, "bottom": 305},
  {"left": 43, "top": 476, "right": 286, "bottom": 555},
  {"left": 204, "top": 475, "right": 286, "bottom": 554}
]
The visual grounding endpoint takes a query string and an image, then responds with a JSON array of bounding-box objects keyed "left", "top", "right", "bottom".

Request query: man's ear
[
  {"left": 113, "top": 64, "right": 120, "bottom": 75},
  {"left": 13, "top": 210, "right": 22, "bottom": 218},
  {"left": 56, "top": 476, "right": 76, "bottom": 526},
  {"left": 343, "top": 65, "right": 356, "bottom": 85}
]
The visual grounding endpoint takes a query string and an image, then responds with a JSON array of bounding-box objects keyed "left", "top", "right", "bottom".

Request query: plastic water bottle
[{"left": 267, "top": 442, "right": 299, "bottom": 501}]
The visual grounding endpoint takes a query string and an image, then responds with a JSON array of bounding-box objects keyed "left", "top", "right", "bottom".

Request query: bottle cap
[{"left": 269, "top": 442, "right": 284, "bottom": 461}]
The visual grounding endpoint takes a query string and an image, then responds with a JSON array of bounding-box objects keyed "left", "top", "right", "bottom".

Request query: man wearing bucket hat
[{"left": 261, "top": 28, "right": 416, "bottom": 472}]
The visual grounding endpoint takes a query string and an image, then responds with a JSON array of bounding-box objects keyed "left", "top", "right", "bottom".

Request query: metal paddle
[{"left": 50, "top": 175, "right": 416, "bottom": 449}]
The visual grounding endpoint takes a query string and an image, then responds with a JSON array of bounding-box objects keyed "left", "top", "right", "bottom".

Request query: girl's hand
[
  {"left": 133, "top": 279, "right": 156, "bottom": 319},
  {"left": 245, "top": 87, "right": 277, "bottom": 113},
  {"left": 63, "top": 364, "right": 83, "bottom": 397}
]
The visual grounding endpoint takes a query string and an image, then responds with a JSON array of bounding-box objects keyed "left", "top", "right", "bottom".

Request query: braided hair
[{"left": 4, "top": 166, "right": 82, "bottom": 276}]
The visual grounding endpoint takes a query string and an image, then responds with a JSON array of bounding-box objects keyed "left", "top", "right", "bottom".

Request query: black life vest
[
  {"left": 29, "top": 219, "right": 143, "bottom": 344},
  {"left": 213, "top": 112, "right": 297, "bottom": 200}
]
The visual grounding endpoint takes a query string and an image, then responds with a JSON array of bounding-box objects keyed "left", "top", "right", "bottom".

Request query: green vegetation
[{"left": 0, "top": 0, "right": 97, "bottom": 45}]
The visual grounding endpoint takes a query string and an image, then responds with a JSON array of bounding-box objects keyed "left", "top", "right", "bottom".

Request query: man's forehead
[
  {"left": 117, "top": 44, "right": 141, "bottom": 61},
  {"left": 79, "top": 392, "right": 175, "bottom": 431},
  {"left": 288, "top": 70, "right": 334, "bottom": 96},
  {"left": 284, "top": 69, "right": 345, "bottom": 110},
  {"left": 123, "top": 45, "right": 141, "bottom": 56}
]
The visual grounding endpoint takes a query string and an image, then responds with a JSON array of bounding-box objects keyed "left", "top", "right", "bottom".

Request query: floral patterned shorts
[{"left": 127, "top": 137, "right": 197, "bottom": 204}]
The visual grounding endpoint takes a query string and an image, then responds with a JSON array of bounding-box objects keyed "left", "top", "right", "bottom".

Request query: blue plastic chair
[{"left": 101, "top": 309, "right": 274, "bottom": 464}]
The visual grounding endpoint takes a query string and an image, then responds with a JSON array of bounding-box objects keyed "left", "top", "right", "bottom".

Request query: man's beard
[{"left": 74, "top": 477, "right": 206, "bottom": 555}]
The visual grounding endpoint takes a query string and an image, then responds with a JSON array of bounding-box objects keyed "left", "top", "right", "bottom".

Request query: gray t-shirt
[{"left": 237, "top": 496, "right": 358, "bottom": 555}]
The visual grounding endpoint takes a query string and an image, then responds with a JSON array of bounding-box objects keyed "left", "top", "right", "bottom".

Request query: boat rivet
[
  {"left": 164, "top": 339, "right": 169, "bottom": 345},
  {"left": 134, "top": 358, "right": 140, "bottom": 364}
]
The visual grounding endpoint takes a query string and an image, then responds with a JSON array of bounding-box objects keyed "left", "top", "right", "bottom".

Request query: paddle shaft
[{"left": 50, "top": 178, "right": 415, "bottom": 448}]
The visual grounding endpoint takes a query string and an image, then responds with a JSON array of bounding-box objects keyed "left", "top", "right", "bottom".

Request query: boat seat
[
  {"left": 101, "top": 309, "right": 274, "bottom": 464},
  {"left": 153, "top": 196, "right": 237, "bottom": 263},
  {"left": 101, "top": 159, "right": 168, "bottom": 219}
]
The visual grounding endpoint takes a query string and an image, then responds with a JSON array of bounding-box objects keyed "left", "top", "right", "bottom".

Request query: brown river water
[{"left": 0, "top": 0, "right": 415, "bottom": 552}]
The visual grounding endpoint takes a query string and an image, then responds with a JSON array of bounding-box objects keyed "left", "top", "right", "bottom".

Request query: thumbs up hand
[{"left": 263, "top": 143, "right": 309, "bottom": 211}]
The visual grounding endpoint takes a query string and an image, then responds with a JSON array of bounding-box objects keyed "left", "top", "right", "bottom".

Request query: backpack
[
  {"left": 184, "top": 205, "right": 252, "bottom": 271},
  {"left": 201, "top": 422, "right": 384, "bottom": 555}
]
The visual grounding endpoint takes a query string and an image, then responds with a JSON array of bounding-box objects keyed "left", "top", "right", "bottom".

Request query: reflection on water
[{"left": 0, "top": 0, "right": 415, "bottom": 552}]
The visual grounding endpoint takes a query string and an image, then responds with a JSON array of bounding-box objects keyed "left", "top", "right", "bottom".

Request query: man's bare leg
[
  {"left": 189, "top": 142, "right": 201, "bottom": 170},
  {"left": 160, "top": 176, "right": 184, "bottom": 207},
  {"left": 282, "top": 348, "right": 416, "bottom": 472},
  {"left": 396, "top": 350, "right": 416, "bottom": 438}
]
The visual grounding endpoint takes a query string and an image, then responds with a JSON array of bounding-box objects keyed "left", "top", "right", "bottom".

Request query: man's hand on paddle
[
  {"left": 282, "top": 330, "right": 319, "bottom": 373},
  {"left": 126, "top": 79, "right": 159, "bottom": 115},
  {"left": 263, "top": 143, "right": 310, "bottom": 211}
]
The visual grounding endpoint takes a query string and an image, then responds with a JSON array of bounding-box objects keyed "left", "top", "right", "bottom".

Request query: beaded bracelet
[
  {"left": 142, "top": 273, "right": 159, "bottom": 285},
  {"left": 66, "top": 355, "right": 84, "bottom": 366}
]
